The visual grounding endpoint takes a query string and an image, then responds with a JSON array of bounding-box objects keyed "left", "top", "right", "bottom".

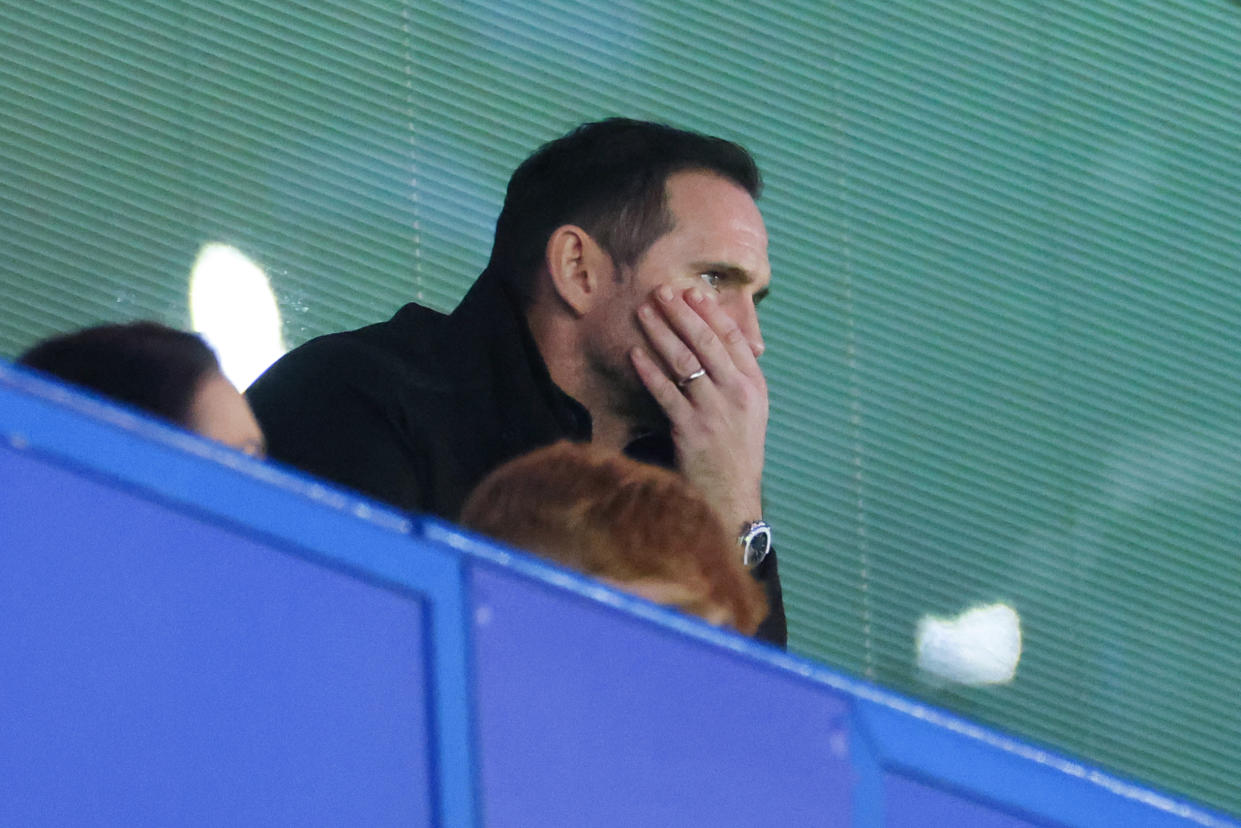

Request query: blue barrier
[{"left": 0, "top": 362, "right": 1233, "bottom": 827}]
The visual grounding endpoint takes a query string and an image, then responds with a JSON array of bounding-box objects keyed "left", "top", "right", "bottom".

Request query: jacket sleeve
[
  {"left": 246, "top": 339, "right": 428, "bottom": 514},
  {"left": 752, "top": 548, "right": 787, "bottom": 648}
]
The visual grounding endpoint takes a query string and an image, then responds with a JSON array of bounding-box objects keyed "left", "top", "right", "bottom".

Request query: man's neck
[
  {"left": 527, "top": 303, "right": 636, "bottom": 451},
  {"left": 588, "top": 413, "right": 634, "bottom": 452}
]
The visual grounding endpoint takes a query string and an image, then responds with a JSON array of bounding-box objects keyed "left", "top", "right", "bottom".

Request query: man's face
[{"left": 586, "top": 170, "right": 771, "bottom": 424}]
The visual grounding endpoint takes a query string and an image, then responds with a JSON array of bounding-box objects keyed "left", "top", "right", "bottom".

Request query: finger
[
  {"left": 638, "top": 296, "right": 705, "bottom": 383},
  {"left": 630, "top": 345, "right": 694, "bottom": 422},
  {"left": 651, "top": 285, "right": 739, "bottom": 381},
  {"left": 684, "top": 287, "right": 763, "bottom": 383}
]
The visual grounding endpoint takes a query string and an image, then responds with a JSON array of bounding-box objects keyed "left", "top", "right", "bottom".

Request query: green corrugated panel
[
  {"left": 0, "top": 0, "right": 422, "bottom": 352},
  {"left": 817, "top": 0, "right": 1241, "bottom": 812},
  {"left": 0, "top": 2, "right": 195, "bottom": 349},
  {"left": 1, "top": 0, "right": 1240, "bottom": 814}
]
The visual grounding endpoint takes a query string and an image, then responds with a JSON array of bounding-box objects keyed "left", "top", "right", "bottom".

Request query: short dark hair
[
  {"left": 18, "top": 321, "right": 220, "bottom": 427},
  {"left": 488, "top": 118, "right": 762, "bottom": 305}
]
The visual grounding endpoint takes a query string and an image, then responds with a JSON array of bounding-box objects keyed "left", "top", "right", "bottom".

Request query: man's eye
[{"left": 699, "top": 272, "right": 723, "bottom": 290}]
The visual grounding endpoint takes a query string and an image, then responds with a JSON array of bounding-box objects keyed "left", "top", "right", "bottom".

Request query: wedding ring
[{"left": 677, "top": 368, "right": 707, "bottom": 388}]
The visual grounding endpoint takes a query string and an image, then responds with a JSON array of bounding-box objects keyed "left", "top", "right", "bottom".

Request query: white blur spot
[
  {"left": 828, "top": 730, "right": 849, "bottom": 760},
  {"left": 189, "top": 243, "right": 286, "bottom": 390},
  {"left": 916, "top": 602, "right": 1022, "bottom": 686}
]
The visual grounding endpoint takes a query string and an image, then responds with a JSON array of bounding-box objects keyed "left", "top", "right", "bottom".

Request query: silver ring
[{"left": 677, "top": 368, "right": 707, "bottom": 388}]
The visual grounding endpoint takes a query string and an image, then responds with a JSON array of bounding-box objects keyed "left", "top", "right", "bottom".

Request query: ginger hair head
[{"left": 460, "top": 441, "right": 767, "bottom": 635}]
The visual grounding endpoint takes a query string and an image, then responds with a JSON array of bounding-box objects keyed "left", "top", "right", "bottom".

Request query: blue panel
[
  {"left": 0, "top": 363, "right": 479, "bottom": 826},
  {"left": 0, "top": 444, "right": 432, "bottom": 826},
  {"left": 468, "top": 560, "right": 854, "bottom": 828},
  {"left": 855, "top": 699, "right": 1232, "bottom": 828},
  {"left": 885, "top": 774, "right": 1048, "bottom": 828}
]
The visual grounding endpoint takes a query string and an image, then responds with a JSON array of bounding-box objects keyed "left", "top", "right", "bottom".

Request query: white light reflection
[
  {"left": 916, "top": 602, "right": 1023, "bottom": 686},
  {"left": 189, "top": 243, "right": 286, "bottom": 391}
]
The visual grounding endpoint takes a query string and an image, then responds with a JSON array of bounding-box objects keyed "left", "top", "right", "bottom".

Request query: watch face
[{"left": 742, "top": 523, "right": 772, "bottom": 568}]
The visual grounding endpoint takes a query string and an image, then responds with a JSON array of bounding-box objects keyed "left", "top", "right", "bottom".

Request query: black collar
[
  {"left": 447, "top": 265, "right": 675, "bottom": 468},
  {"left": 448, "top": 266, "right": 592, "bottom": 444}
]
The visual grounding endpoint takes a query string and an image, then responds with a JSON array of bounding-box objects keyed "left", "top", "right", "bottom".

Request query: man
[{"left": 247, "top": 118, "right": 785, "bottom": 645}]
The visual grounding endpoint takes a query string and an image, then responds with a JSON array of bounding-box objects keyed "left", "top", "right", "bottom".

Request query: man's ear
[{"left": 544, "top": 225, "right": 611, "bottom": 316}]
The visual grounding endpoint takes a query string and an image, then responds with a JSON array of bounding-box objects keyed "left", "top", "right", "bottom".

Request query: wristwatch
[{"left": 739, "top": 520, "right": 772, "bottom": 569}]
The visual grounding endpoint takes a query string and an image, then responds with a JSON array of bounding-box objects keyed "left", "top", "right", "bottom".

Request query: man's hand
[{"left": 630, "top": 284, "right": 767, "bottom": 533}]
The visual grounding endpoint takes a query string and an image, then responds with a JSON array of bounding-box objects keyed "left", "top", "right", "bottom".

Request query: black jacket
[{"left": 248, "top": 267, "right": 786, "bottom": 646}]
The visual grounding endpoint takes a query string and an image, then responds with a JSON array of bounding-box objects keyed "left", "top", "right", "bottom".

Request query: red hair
[{"left": 460, "top": 441, "right": 767, "bottom": 635}]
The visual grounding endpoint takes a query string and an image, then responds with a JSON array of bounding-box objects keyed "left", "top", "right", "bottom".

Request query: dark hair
[
  {"left": 18, "top": 321, "right": 221, "bottom": 427},
  {"left": 488, "top": 118, "right": 762, "bottom": 305},
  {"left": 460, "top": 441, "right": 768, "bottom": 635}
]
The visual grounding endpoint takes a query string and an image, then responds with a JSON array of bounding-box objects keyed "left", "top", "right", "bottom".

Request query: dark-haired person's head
[
  {"left": 489, "top": 117, "right": 762, "bottom": 306},
  {"left": 18, "top": 321, "right": 265, "bottom": 456},
  {"left": 460, "top": 441, "right": 768, "bottom": 636},
  {"left": 496, "top": 118, "right": 771, "bottom": 437}
]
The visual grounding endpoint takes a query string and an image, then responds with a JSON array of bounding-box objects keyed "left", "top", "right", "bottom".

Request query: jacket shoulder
[{"left": 248, "top": 302, "right": 449, "bottom": 397}]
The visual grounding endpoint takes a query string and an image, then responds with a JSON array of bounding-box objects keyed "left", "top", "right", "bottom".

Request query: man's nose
[{"left": 731, "top": 300, "right": 765, "bottom": 358}]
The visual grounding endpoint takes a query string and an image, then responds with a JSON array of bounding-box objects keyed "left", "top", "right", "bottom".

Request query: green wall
[{"left": 2, "top": 0, "right": 1239, "bottom": 814}]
